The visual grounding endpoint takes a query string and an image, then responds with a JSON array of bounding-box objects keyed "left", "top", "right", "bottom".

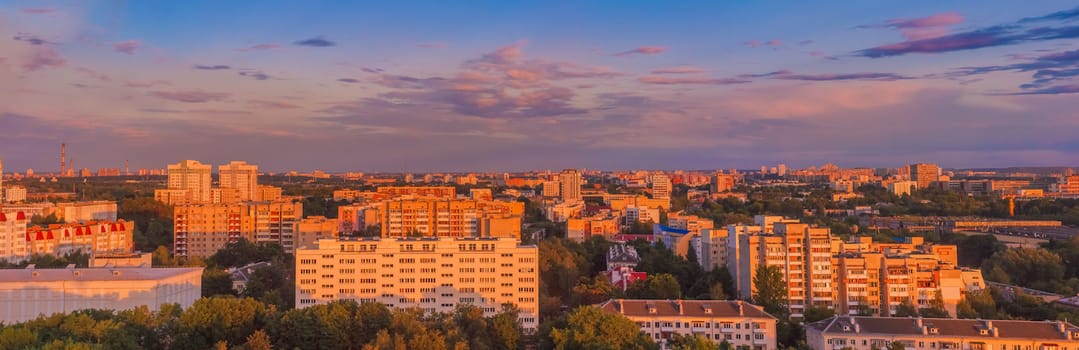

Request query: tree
[
  {"left": 894, "top": 300, "right": 919, "bottom": 317},
  {"left": 647, "top": 274, "right": 681, "bottom": 299},
  {"left": 919, "top": 291, "right": 950, "bottom": 318},
  {"left": 804, "top": 306, "right": 835, "bottom": 323},
  {"left": 709, "top": 282, "right": 729, "bottom": 300},
  {"left": 244, "top": 330, "right": 273, "bottom": 350},
  {"left": 887, "top": 341, "right": 906, "bottom": 350},
  {"left": 752, "top": 265, "right": 788, "bottom": 318},
  {"left": 203, "top": 268, "right": 236, "bottom": 297},
  {"left": 549, "top": 306, "right": 658, "bottom": 350},
  {"left": 667, "top": 333, "right": 718, "bottom": 350}
]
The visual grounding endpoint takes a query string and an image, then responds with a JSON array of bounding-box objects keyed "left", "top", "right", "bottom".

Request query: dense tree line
[{"left": 0, "top": 296, "right": 669, "bottom": 350}]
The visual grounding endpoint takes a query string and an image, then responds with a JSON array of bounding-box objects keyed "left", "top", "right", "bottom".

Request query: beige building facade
[
  {"left": 598, "top": 299, "right": 778, "bottom": 350},
  {"left": 806, "top": 316, "right": 1078, "bottom": 350},
  {"left": 295, "top": 237, "right": 539, "bottom": 332}
]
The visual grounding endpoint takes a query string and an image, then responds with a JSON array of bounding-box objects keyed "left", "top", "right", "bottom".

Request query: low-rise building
[
  {"left": 605, "top": 244, "right": 646, "bottom": 290},
  {"left": 806, "top": 316, "right": 1079, "bottom": 350},
  {"left": 597, "top": 299, "right": 778, "bottom": 350},
  {"left": 0, "top": 266, "right": 204, "bottom": 324},
  {"left": 4, "top": 186, "right": 27, "bottom": 203},
  {"left": 23, "top": 220, "right": 134, "bottom": 261}
]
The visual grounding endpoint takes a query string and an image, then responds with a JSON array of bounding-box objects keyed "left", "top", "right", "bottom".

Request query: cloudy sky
[{"left": 2, "top": 1, "right": 1078, "bottom": 173}]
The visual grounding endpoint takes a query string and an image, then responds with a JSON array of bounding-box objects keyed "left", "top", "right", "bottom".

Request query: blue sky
[{"left": 1, "top": 1, "right": 1078, "bottom": 172}]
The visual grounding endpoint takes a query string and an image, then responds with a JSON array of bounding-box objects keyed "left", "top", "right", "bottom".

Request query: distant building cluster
[{"left": 718, "top": 216, "right": 982, "bottom": 319}]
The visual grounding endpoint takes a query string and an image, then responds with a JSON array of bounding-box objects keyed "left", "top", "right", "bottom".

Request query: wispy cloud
[
  {"left": 21, "top": 8, "right": 56, "bottom": 14},
  {"left": 638, "top": 75, "right": 749, "bottom": 85},
  {"left": 237, "top": 43, "right": 281, "bottom": 51},
  {"left": 13, "top": 33, "right": 51, "bottom": 45},
  {"left": 337, "top": 78, "right": 360, "bottom": 83},
  {"left": 998, "top": 84, "right": 1079, "bottom": 95},
  {"left": 747, "top": 70, "right": 911, "bottom": 81},
  {"left": 953, "top": 49, "right": 1079, "bottom": 93},
  {"left": 193, "top": 64, "right": 231, "bottom": 70},
  {"left": 1019, "top": 6, "right": 1079, "bottom": 23},
  {"left": 613, "top": 46, "right": 667, "bottom": 56},
  {"left": 150, "top": 89, "right": 231, "bottom": 103},
  {"left": 294, "top": 36, "right": 335, "bottom": 47},
  {"left": 650, "top": 66, "right": 707, "bottom": 75},
  {"left": 744, "top": 40, "right": 782, "bottom": 48},
  {"left": 857, "top": 13, "right": 964, "bottom": 40},
  {"left": 24, "top": 47, "right": 66, "bottom": 71},
  {"left": 238, "top": 70, "right": 272, "bottom": 80},
  {"left": 113, "top": 40, "right": 141, "bottom": 55},
  {"left": 856, "top": 7, "right": 1079, "bottom": 58}
]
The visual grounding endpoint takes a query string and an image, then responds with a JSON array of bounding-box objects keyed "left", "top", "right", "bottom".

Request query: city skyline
[{"left": 3, "top": 1, "right": 1079, "bottom": 172}]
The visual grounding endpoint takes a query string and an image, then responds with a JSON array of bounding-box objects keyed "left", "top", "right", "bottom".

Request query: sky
[{"left": 1, "top": 1, "right": 1078, "bottom": 173}]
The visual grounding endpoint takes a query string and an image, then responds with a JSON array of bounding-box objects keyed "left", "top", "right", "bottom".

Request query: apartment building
[
  {"left": 376, "top": 186, "right": 457, "bottom": 199},
  {"left": 2, "top": 213, "right": 132, "bottom": 264},
  {"left": 4, "top": 186, "right": 26, "bottom": 203},
  {"left": 728, "top": 218, "right": 982, "bottom": 318},
  {"left": 624, "top": 205, "right": 660, "bottom": 224},
  {"left": 806, "top": 316, "right": 1078, "bottom": 350},
  {"left": 247, "top": 201, "right": 303, "bottom": 252},
  {"left": 219, "top": 161, "right": 259, "bottom": 201},
  {"left": 173, "top": 203, "right": 248, "bottom": 257},
  {"left": 730, "top": 222, "right": 834, "bottom": 318},
  {"left": 295, "top": 237, "right": 539, "bottom": 332},
  {"left": 0, "top": 266, "right": 203, "bottom": 324},
  {"left": 713, "top": 172, "right": 738, "bottom": 193},
  {"left": 909, "top": 163, "right": 941, "bottom": 189},
  {"left": 296, "top": 216, "right": 339, "bottom": 249},
  {"left": 559, "top": 169, "right": 583, "bottom": 203},
  {"left": 25, "top": 220, "right": 135, "bottom": 258},
  {"left": 379, "top": 199, "right": 522, "bottom": 238},
  {"left": 598, "top": 299, "right": 778, "bottom": 350},
  {"left": 161, "top": 160, "right": 213, "bottom": 204},
  {"left": 652, "top": 174, "right": 672, "bottom": 206},
  {"left": 566, "top": 213, "right": 621, "bottom": 242},
  {"left": 668, "top": 212, "right": 715, "bottom": 235},
  {"left": 0, "top": 211, "right": 29, "bottom": 262},
  {"left": 0, "top": 201, "right": 117, "bottom": 223}
]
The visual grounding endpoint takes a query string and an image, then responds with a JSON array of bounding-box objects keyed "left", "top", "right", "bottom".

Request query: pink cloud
[
  {"left": 639, "top": 75, "right": 749, "bottom": 85},
  {"left": 150, "top": 89, "right": 231, "bottom": 103},
  {"left": 613, "top": 46, "right": 667, "bottom": 56},
  {"left": 651, "top": 66, "right": 707, "bottom": 75},
  {"left": 113, "top": 40, "right": 141, "bottom": 55},
  {"left": 888, "top": 12, "right": 964, "bottom": 29},
  {"left": 21, "top": 8, "right": 57, "bottom": 14},
  {"left": 859, "top": 13, "right": 965, "bottom": 41},
  {"left": 237, "top": 43, "right": 282, "bottom": 51},
  {"left": 744, "top": 40, "right": 782, "bottom": 48},
  {"left": 24, "top": 47, "right": 66, "bottom": 71}
]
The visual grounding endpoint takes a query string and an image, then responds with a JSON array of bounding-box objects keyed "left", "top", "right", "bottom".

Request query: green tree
[
  {"left": 887, "top": 341, "right": 906, "bottom": 350},
  {"left": 667, "top": 333, "right": 718, "bottom": 350},
  {"left": 752, "top": 265, "right": 788, "bottom": 318},
  {"left": 894, "top": 300, "right": 919, "bottom": 317},
  {"left": 919, "top": 291, "right": 950, "bottom": 318},
  {"left": 549, "top": 306, "right": 658, "bottom": 350},
  {"left": 804, "top": 306, "right": 835, "bottom": 323}
]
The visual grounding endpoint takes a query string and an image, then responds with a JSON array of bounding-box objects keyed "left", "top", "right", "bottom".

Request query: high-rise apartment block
[
  {"left": 652, "top": 174, "right": 672, "bottom": 207},
  {"left": 727, "top": 217, "right": 981, "bottom": 319},
  {"left": 157, "top": 160, "right": 213, "bottom": 204},
  {"left": 559, "top": 169, "right": 582, "bottom": 203},
  {"left": 295, "top": 237, "right": 539, "bottom": 332},
  {"left": 219, "top": 161, "right": 259, "bottom": 201},
  {"left": 379, "top": 199, "right": 522, "bottom": 238},
  {"left": 909, "top": 163, "right": 941, "bottom": 189},
  {"left": 173, "top": 200, "right": 303, "bottom": 257},
  {"left": 713, "top": 171, "right": 737, "bottom": 193}
]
